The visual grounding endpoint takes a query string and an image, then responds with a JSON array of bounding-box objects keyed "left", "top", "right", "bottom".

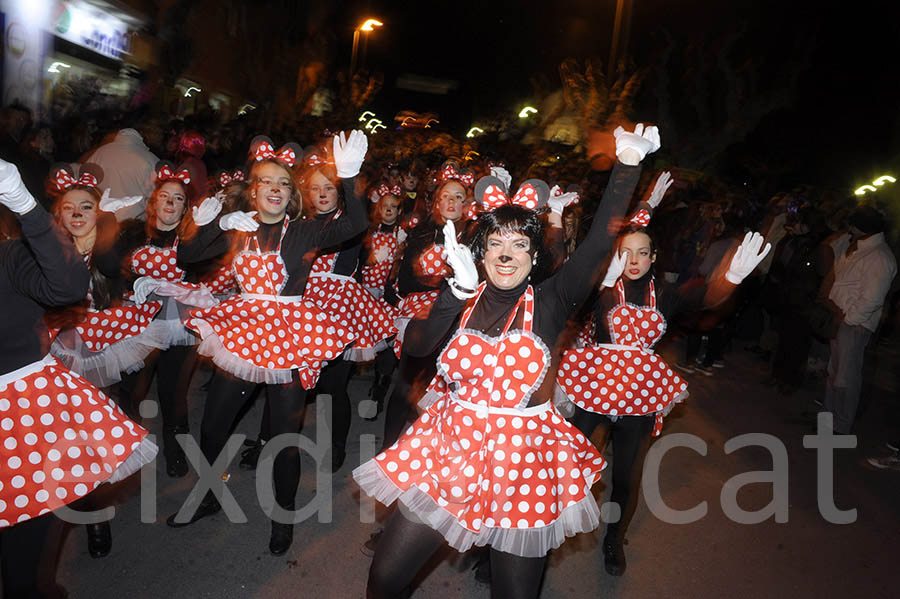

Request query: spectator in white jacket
[
  {"left": 824, "top": 206, "right": 897, "bottom": 434},
  {"left": 86, "top": 128, "right": 159, "bottom": 221}
]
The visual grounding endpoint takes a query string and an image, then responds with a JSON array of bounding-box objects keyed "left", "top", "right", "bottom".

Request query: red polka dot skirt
[
  {"left": 0, "top": 356, "right": 156, "bottom": 528},
  {"left": 355, "top": 285, "right": 607, "bottom": 557},
  {"left": 393, "top": 289, "right": 441, "bottom": 358}
]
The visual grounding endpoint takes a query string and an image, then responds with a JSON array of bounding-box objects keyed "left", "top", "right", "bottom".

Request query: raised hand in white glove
[
  {"left": 601, "top": 250, "right": 629, "bottom": 288},
  {"left": 99, "top": 188, "right": 144, "bottom": 213},
  {"left": 725, "top": 232, "right": 771, "bottom": 285},
  {"left": 490, "top": 166, "right": 512, "bottom": 191},
  {"left": 548, "top": 191, "right": 580, "bottom": 216},
  {"left": 132, "top": 276, "right": 163, "bottom": 304},
  {"left": 647, "top": 171, "right": 673, "bottom": 210},
  {"left": 219, "top": 211, "right": 259, "bottom": 232},
  {"left": 613, "top": 123, "right": 661, "bottom": 164},
  {"left": 396, "top": 228, "right": 408, "bottom": 245},
  {"left": 192, "top": 194, "right": 223, "bottom": 226},
  {"left": 442, "top": 219, "right": 479, "bottom": 299},
  {"left": 333, "top": 130, "right": 368, "bottom": 178},
  {"left": 0, "top": 159, "right": 36, "bottom": 214},
  {"left": 373, "top": 245, "right": 392, "bottom": 263}
]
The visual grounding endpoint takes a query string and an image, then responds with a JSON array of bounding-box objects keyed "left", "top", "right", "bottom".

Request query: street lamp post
[{"left": 350, "top": 19, "right": 383, "bottom": 77}]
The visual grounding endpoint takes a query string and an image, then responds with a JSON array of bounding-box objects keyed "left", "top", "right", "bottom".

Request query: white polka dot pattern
[
  {"left": 360, "top": 232, "right": 399, "bottom": 291},
  {"left": 130, "top": 245, "right": 186, "bottom": 281},
  {"left": 74, "top": 302, "right": 163, "bottom": 351},
  {"left": 393, "top": 290, "right": 441, "bottom": 358}
]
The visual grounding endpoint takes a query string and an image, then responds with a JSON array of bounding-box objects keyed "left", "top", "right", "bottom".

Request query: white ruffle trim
[
  {"left": 343, "top": 338, "right": 391, "bottom": 363},
  {"left": 553, "top": 383, "right": 576, "bottom": 418},
  {"left": 105, "top": 436, "right": 159, "bottom": 484},
  {"left": 394, "top": 316, "right": 411, "bottom": 344},
  {"left": 191, "top": 319, "right": 298, "bottom": 385},
  {"left": 143, "top": 318, "right": 198, "bottom": 348},
  {"left": 353, "top": 460, "right": 601, "bottom": 558},
  {"left": 51, "top": 330, "right": 166, "bottom": 387}
]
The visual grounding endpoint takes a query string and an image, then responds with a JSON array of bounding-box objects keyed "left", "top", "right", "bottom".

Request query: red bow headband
[
  {"left": 372, "top": 183, "right": 402, "bottom": 202},
  {"left": 440, "top": 163, "right": 475, "bottom": 187},
  {"left": 305, "top": 152, "right": 327, "bottom": 167},
  {"left": 629, "top": 208, "right": 651, "bottom": 227},
  {"left": 53, "top": 169, "right": 98, "bottom": 192},
  {"left": 253, "top": 141, "right": 297, "bottom": 167},
  {"left": 217, "top": 169, "right": 246, "bottom": 187},
  {"left": 157, "top": 165, "right": 191, "bottom": 185},
  {"left": 481, "top": 183, "right": 542, "bottom": 210}
]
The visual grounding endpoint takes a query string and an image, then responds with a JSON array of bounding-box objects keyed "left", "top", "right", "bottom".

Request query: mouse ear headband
[{"left": 474, "top": 176, "right": 550, "bottom": 212}]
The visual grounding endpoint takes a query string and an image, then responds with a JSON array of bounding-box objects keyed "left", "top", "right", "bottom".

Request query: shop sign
[{"left": 52, "top": 1, "right": 131, "bottom": 60}]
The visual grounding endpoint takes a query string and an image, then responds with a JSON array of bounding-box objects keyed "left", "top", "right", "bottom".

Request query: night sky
[{"left": 331, "top": 0, "right": 899, "bottom": 191}]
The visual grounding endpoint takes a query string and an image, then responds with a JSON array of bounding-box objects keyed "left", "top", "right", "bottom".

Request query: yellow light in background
[
  {"left": 466, "top": 127, "right": 484, "bottom": 138},
  {"left": 855, "top": 185, "right": 878, "bottom": 196},
  {"left": 372, "top": 124, "right": 386, "bottom": 133},
  {"left": 464, "top": 151, "right": 481, "bottom": 161},
  {"left": 183, "top": 86, "right": 201, "bottom": 98},
  {"left": 873, "top": 175, "right": 896, "bottom": 186},
  {"left": 359, "top": 111, "right": 375, "bottom": 122},
  {"left": 424, "top": 119, "right": 439, "bottom": 128},
  {"left": 365, "top": 118, "right": 382, "bottom": 130},
  {"left": 47, "top": 62, "right": 70, "bottom": 74},
  {"left": 359, "top": 19, "right": 383, "bottom": 32},
  {"left": 518, "top": 106, "right": 538, "bottom": 118}
]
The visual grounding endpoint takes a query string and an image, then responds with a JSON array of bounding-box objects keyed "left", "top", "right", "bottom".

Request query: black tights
[
  {"left": 201, "top": 370, "right": 309, "bottom": 509},
  {"left": 0, "top": 513, "right": 63, "bottom": 598},
  {"left": 570, "top": 408, "right": 654, "bottom": 541},
  {"left": 381, "top": 351, "right": 437, "bottom": 451},
  {"left": 315, "top": 357, "right": 353, "bottom": 452},
  {"left": 119, "top": 344, "right": 197, "bottom": 427},
  {"left": 367, "top": 511, "right": 547, "bottom": 599}
]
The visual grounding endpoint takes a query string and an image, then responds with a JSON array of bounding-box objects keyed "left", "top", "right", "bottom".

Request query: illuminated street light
[
  {"left": 855, "top": 185, "right": 878, "bottom": 196},
  {"left": 372, "top": 124, "right": 386, "bottom": 133},
  {"left": 359, "top": 111, "right": 375, "bottom": 122},
  {"left": 365, "top": 118, "right": 382, "bottom": 130},
  {"left": 359, "top": 19, "right": 383, "bottom": 32},
  {"left": 351, "top": 18, "right": 383, "bottom": 75},
  {"left": 873, "top": 175, "right": 896, "bottom": 186},
  {"left": 47, "top": 62, "right": 70, "bottom": 74},
  {"left": 518, "top": 106, "right": 538, "bottom": 118},
  {"left": 424, "top": 119, "right": 439, "bottom": 128},
  {"left": 183, "top": 86, "right": 201, "bottom": 98},
  {"left": 464, "top": 151, "right": 481, "bottom": 161},
  {"left": 466, "top": 127, "right": 484, "bottom": 138},
  {"left": 238, "top": 103, "right": 257, "bottom": 116}
]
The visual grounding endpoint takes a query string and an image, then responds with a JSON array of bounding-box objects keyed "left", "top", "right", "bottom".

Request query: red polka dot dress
[
  {"left": 51, "top": 256, "right": 165, "bottom": 387},
  {"left": 359, "top": 230, "right": 399, "bottom": 298},
  {"left": 186, "top": 218, "right": 356, "bottom": 387},
  {"left": 0, "top": 355, "right": 157, "bottom": 528},
  {"left": 304, "top": 252, "right": 399, "bottom": 362},
  {"left": 557, "top": 280, "right": 687, "bottom": 436},
  {"left": 203, "top": 264, "right": 238, "bottom": 297},
  {"left": 354, "top": 285, "right": 608, "bottom": 557},
  {"left": 392, "top": 241, "right": 449, "bottom": 358},
  {"left": 129, "top": 238, "right": 217, "bottom": 348}
]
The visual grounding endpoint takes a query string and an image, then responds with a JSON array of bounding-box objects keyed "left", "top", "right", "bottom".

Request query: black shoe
[
  {"left": 166, "top": 494, "right": 221, "bottom": 528},
  {"left": 239, "top": 439, "right": 264, "bottom": 470},
  {"left": 269, "top": 522, "right": 293, "bottom": 556},
  {"left": 331, "top": 445, "right": 347, "bottom": 473},
  {"left": 360, "top": 529, "right": 383, "bottom": 557},
  {"left": 86, "top": 521, "right": 111, "bottom": 558},
  {"left": 364, "top": 375, "right": 391, "bottom": 421},
  {"left": 166, "top": 454, "right": 189, "bottom": 478},
  {"left": 602, "top": 534, "right": 627, "bottom": 576},
  {"left": 472, "top": 549, "right": 491, "bottom": 585}
]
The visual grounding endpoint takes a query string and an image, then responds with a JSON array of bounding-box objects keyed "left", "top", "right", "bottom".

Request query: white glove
[
  {"left": 373, "top": 245, "right": 391, "bottom": 263},
  {"left": 132, "top": 276, "right": 163, "bottom": 304},
  {"left": 725, "top": 232, "right": 771, "bottom": 285},
  {"left": 219, "top": 210, "right": 259, "bottom": 232},
  {"left": 490, "top": 166, "right": 512, "bottom": 191},
  {"left": 548, "top": 191, "right": 579, "bottom": 216},
  {"left": 647, "top": 171, "right": 673, "bottom": 210},
  {"left": 601, "top": 250, "right": 629, "bottom": 288},
  {"left": 396, "top": 228, "right": 408, "bottom": 245},
  {"left": 333, "top": 130, "right": 368, "bottom": 178},
  {"left": 192, "top": 194, "right": 223, "bottom": 226},
  {"left": 0, "top": 159, "right": 37, "bottom": 214},
  {"left": 613, "top": 123, "right": 661, "bottom": 162},
  {"left": 442, "top": 220, "right": 479, "bottom": 299},
  {"left": 99, "top": 188, "right": 144, "bottom": 213}
]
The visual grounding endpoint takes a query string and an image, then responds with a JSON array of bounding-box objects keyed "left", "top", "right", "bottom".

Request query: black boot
[
  {"left": 239, "top": 438, "right": 265, "bottom": 470},
  {"left": 269, "top": 522, "right": 293, "bottom": 555},
  {"left": 602, "top": 528, "right": 627, "bottom": 576},
  {"left": 364, "top": 375, "right": 392, "bottom": 421},
  {"left": 166, "top": 492, "right": 221, "bottom": 528},
  {"left": 86, "top": 521, "right": 112, "bottom": 558},
  {"left": 163, "top": 425, "right": 189, "bottom": 478}
]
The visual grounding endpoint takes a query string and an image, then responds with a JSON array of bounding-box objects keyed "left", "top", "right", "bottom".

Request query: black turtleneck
[
  {"left": 404, "top": 161, "right": 641, "bottom": 408},
  {"left": 92, "top": 214, "right": 192, "bottom": 282},
  {"left": 314, "top": 209, "right": 364, "bottom": 276},
  {"left": 178, "top": 176, "right": 367, "bottom": 295}
]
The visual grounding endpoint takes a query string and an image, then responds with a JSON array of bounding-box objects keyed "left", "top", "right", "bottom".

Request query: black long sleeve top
[
  {"left": 0, "top": 205, "right": 90, "bottom": 374},
  {"left": 403, "top": 162, "right": 641, "bottom": 408},
  {"left": 312, "top": 208, "right": 364, "bottom": 276},
  {"left": 177, "top": 177, "right": 367, "bottom": 296}
]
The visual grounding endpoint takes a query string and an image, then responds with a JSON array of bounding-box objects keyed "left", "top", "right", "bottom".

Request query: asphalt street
[{"left": 50, "top": 336, "right": 900, "bottom": 599}]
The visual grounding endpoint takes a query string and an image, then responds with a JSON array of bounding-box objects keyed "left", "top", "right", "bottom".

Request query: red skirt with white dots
[
  {"left": 51, "top": 302, "right": 166, "bottom": 387},
  {"left": 304, "top": 273, "right": 398, "bottom": 362},
  {"left": 392, "top": 290, "right": 441, "bottom": 358},
  {"left": 0, "top": 356, "right": 157, "bottom": 528},
  {"left": 186, "top": 294, "right": 357, "bottom": 388},
  {"left": 353, "top": 397, "right": 607, "bottom": 557}
]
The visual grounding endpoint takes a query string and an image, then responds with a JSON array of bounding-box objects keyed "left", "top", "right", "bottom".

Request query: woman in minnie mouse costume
[
  {"left": 172, "top": 131, "right": 369, "bottom": 555},
  {"left": 48, "top": 164, "right": 165, "bottom": 388},
  {"left": 0, "top": 158, "right": 156, "bottom": 597},
  {"left": 353, "top": 124, "right": 658, "bottom": 599},
  {"left": 556, "top": 173, "right": 771, "bottom": 576},
  {"left": 95, "top": 163, "right": 217, "bottom": 479}
]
